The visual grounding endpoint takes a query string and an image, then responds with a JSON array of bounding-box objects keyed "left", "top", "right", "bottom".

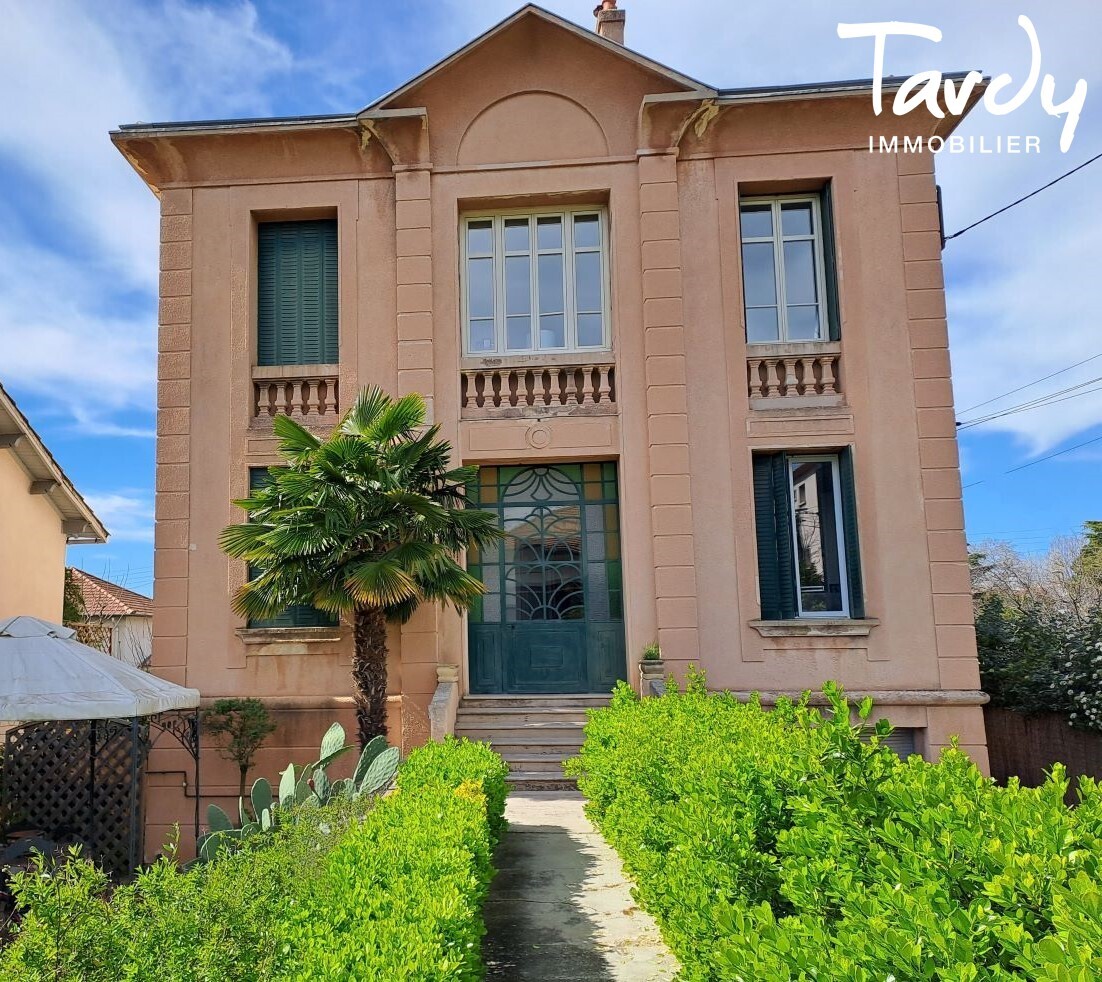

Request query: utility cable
[
  {"left": 957, "top": 351, "right": 1102, "bottom": 416},
  {"left": 944, "top": 150, "right": 1102, "bottom": 242}
]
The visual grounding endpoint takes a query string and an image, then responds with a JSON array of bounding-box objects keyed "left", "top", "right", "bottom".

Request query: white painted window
[
  {"left": 740, "top": 195, "right": 829, "bottom": 344},
  {"left": 461, "top": 209, "right": 611, "bottom": 356},
  {"left": 788, "top": 454, "right": 849, "bottom": 617}
]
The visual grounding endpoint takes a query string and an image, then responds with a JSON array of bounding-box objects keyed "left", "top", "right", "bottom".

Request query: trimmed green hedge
[
  {"left": 1, "top": 736, "right": 508, "bottom": 981},
  {"left": 566, "top": 675, "right": 1102, "bottom": 981}
]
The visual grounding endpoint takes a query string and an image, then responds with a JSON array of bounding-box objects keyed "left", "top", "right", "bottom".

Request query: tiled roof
[{"left": 69, "top": 568, "right": 153, "bottom": 618}]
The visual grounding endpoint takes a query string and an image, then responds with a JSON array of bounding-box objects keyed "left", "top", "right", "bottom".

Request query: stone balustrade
[
  {"left": 746, "top": 343, "right": 842, "bottom": 404},
  {"left": 252, "top": 366, "right": 339, "bottom": 423},
  {"left": 461, "top": 361, "right": 617, "bottom": 419}
]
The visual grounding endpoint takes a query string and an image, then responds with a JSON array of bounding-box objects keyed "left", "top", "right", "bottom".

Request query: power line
[
  {"left": 965, "top": 431, "right": 1102, "bottom": 488},
  {"left": 957, "top": 351, "right": 1102, "bottom": 416},
  {"left": 958, "top": 378, "right": 1102, "bottom": 429},
  {"left": 944, "top": 150, "right": 1102, "bottom": 242},
  {"left": 1004, "top": 432, "right": 1102, "bottom": 475}
]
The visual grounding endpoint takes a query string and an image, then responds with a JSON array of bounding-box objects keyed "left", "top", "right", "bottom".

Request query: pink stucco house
[{"left": 113, "top": 3, "right": 987, "bottom": 855}]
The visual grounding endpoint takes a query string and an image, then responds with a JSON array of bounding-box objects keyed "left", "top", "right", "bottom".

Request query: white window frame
[
  {"left": 740, "top": 194, "right": 830, "bottom": 345},
  {"left": 460, "top": 207, "right": 612, "bottom": 357},
  {"left": 787, "top": 453, "right": 850, "bottom": 618}
]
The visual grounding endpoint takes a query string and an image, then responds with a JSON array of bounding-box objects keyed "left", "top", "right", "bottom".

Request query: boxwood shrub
[
  {"left": 1, "top": 736, "right": 508, "bottom": 981},
  {"left": 566, "top": 674, "right": 1102, "bottom": 981}
]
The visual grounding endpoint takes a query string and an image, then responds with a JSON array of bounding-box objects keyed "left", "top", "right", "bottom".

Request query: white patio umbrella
[
  {"left": 0, "top": 616, "right": 203, "bottom": 870},
  {"left": 0, "top": 616, "right": 199, "bottom": 720}
]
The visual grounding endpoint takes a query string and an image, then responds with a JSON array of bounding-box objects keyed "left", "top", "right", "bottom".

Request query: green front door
[{"left": 467, "top": 463, "right": 626, "bottom": 694}]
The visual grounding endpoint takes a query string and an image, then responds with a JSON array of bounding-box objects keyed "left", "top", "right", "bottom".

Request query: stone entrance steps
[{"left": 454, "top": 695, "right": 609, "bottom": 792}]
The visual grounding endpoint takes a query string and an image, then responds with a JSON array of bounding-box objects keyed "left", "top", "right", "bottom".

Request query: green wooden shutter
[
  {"left": 752, "top": 452, "right": 797, "bottom": 621},
  {"left": 838, "top": 449, "right": 865, "bottom": 619},
  {"left": 257, "top": 220, "right": 338, "bottom": 366},
  {"left": 246, "top": 467, "right": 337, "bottom": 629},
  {"left": 820, "top": 185, "right": 842, "bottom": 341}
]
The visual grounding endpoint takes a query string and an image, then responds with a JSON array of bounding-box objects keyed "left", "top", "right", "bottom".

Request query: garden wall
[{"left": 985, "top": 707, "right": 1102, "bottom": 789}]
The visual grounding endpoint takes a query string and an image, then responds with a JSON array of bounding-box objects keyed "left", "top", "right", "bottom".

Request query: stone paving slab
[{"left": 483, "top": 792, "right": 679, "bottom": 981}]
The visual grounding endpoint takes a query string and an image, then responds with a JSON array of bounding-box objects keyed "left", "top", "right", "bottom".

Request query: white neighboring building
[{"left": 68, "top": 569, "right": 153, "bottom": 668}]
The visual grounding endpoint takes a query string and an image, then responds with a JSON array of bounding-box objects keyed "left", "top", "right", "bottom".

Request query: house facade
[
  {"left": 68, "top": 568, "right": 154, "bottom": 668},
  {"left": 114, "top": 4, "right": 988, "bottom": 853},
  {"left": 0, "top": 383, "right": 106, "bottom": 623}
]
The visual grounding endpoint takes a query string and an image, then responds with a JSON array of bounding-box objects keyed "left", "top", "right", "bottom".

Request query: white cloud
[
  {"left": 0, "top": 0, "right": 292, "bottom": 434},
  {"left": 84, "top": 490, "right": 155, "bottom": 544}
]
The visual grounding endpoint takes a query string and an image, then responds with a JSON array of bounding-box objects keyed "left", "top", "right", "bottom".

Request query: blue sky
[{"left": 2, "top": 0, "right": 1099, "bottom": 596}]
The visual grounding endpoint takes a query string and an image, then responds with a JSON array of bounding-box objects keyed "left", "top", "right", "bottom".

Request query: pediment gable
[{"left": 361, "top": 5, "right": 714, "bottom": 165}]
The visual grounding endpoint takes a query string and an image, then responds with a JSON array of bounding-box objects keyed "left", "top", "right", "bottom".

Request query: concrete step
[
  {"left": 456, "top": 708, "right": 592, "bottom": 726},
  {"left": 455, "top": 732, "right": 585, "bottom": 747},
  {"left": 455, "top": 722, "right": 586, "bottom": 741},
  {"left": 505, "top": 771, "right": 578, "bottom": 792},
  {"left": 502, "top": 754, "right": 572, "bottom": 773},
  {"left": 460, "top": 695, "right": 611, "bottom": 710}
]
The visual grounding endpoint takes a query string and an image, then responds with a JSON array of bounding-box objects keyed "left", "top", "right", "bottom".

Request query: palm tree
[{"left": 219, "top": 387, "right": 502, "bottom": 745}]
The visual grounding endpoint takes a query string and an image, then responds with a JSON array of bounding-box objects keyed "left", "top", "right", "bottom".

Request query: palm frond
[{"left": 271, "top": 414, "right": 322, "bottom": 460}]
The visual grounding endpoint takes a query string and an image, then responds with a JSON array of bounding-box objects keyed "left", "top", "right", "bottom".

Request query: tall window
[
  {"left": 245, "top": 467, "right": 337, "bottom": 630},
  {"left": 257, "top": 219, "right": 338, "bottom": 366},
  {"left": 740, "top": 194, "right": 835, "bottom": 344},
  {"left": 462, "top": 209, "right": 610, "bottom": 356},
  {"left": 752, "top": 449, "right": 864, "bottom": 620}
]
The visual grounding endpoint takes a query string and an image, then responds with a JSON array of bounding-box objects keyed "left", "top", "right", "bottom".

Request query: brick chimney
[{"left": 594, "top": 0, "right": 626, "bottom": 45}]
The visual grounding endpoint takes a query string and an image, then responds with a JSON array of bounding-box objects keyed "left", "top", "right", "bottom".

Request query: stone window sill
[
  {"left": 749, "top": 618, "right": 879, "bottom": 638},
  {"left": 236, "top": 626, "right": 345, "bottom": 645}
]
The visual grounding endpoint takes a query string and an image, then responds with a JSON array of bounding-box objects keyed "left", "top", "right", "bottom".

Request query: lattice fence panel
[{"left": 3, "top": 719, "right": 146, "bottom": 876}]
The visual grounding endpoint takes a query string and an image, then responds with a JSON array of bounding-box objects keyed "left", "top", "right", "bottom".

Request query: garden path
[{"left": 483, "top": 791, "right": 678, "bottom": 981}]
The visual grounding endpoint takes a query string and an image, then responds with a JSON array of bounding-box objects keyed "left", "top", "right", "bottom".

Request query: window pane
[
  {"left": 538, "top": 254, "right": 564, "bottom": 313},
  {"left": 746, "top": 306, "right": 779, "bottom": 343},
  {"left": 507, "top": 316, "right": 532, "bottom": 350},
  {"left": 537, "top": 216, "right": 563, "bottom": 250},
  {"left": 467, "top": 221, "right": 493, "bottom": 255},
  {"left": 574, "top": 214, "right": 600, "bottom": 249},
  {"left": 742, "top": 242, "right": 777, "bottom": 306},
  {"left": 574, "top": 251, "right": 602, "bottom": 312},
  {"left": 505, "top": 256, "right": 531, "bottom": 316},
  {"left": 783, "top": 241, "right": 818, "bottom": 305},
  {"left": 468, "top": 257, "right": 494, "bottom": 318},
  {"left": 578, "top": 313, "right": 604, "bottom": 347},
  {"left": 539, "top": 314, "right": 565, "bottom": 348},
  {"left": 504, "top": 218, "right": 530, "bottom": 253},
  {"left": 790, "top": 460, "right": 845, "bottom": 614},
  {"left": 787, "top": 305, "right": 821, "bottom": 341},
  {"left": 781, "top": 202, "right": 814, "bottom": 236},
  {"left": 469, "top": 319, "right": 495, "bottom": 352},
  {"left": 740, "top": 204, "right": 773, "bottom": 238}
]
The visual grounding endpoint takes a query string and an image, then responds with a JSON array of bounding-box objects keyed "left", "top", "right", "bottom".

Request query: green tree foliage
[
  {"left": 219, "top": 386, "right": 501, "bottom": 745},
  {"left": 567, "top": 678, "right": 1102, "bottom": 980},
  {"left": 61, "top": 568, "right": 86, "bottom": 626},
  {"left": 203, "top": 698, "right": 277, "bottom": 799},
  {"left": 973, "top": 524, "right": 1102, "bottom": 731}
]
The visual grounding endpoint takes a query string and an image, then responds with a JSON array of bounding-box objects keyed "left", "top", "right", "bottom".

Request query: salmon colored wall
[
  {"left": 129, "top": 13, "right": 988, "bottom": 856},
  {"left": 0, "top": 450, "right": 66, "bottom": 622}
]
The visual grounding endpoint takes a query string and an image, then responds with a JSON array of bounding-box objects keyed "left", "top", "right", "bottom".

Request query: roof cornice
[{"left": 0, "top": 383, "right": 108, "bottom": 544}]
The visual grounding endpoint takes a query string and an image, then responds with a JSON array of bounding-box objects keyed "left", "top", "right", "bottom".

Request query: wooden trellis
[{"left": 3, "top": 719, "right": 145, "bottom": 877}]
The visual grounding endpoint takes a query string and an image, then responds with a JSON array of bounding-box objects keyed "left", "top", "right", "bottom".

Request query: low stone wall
[{"left": 984, "top": 707, "right": 1102, "bottom": 793}]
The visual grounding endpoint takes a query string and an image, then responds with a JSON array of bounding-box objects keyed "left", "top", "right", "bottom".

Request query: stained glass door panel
[{"left": 468, "top": 463, "right": 626, "bottom": 694}]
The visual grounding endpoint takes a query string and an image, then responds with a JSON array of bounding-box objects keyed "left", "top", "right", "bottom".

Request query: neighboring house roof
[
  {"left": 69, "top": 568, "right": 152, "bottom": 618},
  {"left": 111, "top": 4, "right": 983, "bottom": 141},
  {"left": 0, "top": 382, "right": 107, "bottom": 544}
]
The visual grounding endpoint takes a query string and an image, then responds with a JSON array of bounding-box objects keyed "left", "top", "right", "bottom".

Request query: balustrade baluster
[{"left": 820, "top": 355, "right": 837, "bottom": 395}]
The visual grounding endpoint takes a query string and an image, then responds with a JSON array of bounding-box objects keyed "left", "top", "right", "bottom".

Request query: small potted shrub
[{"left": 639, "top": 641, "right": 664, "bottom": 689}]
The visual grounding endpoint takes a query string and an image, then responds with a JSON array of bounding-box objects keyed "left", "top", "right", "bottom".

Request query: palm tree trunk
[{"left": 352, "top": 605, "right": 389, "bottom": 747}]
